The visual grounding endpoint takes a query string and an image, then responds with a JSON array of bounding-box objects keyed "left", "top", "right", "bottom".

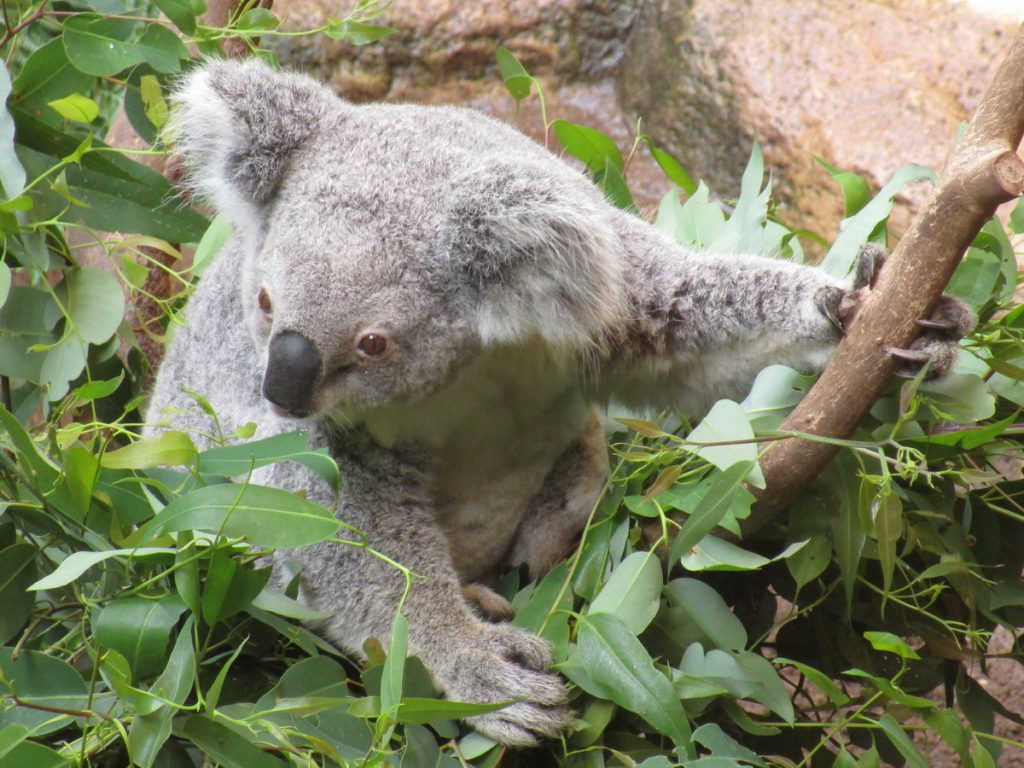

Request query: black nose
[{"left": 262, "top": 331, "right": 322, "bottom": 417}]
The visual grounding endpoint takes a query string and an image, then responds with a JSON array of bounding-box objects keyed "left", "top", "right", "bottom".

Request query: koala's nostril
[{"left": 262, "top": 331, "right": 322, "bottom": 417}]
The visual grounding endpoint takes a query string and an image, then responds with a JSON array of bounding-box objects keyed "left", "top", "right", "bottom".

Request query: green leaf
[
  {"left": 191, "top": 211, "right": 233, "bottom": 276},
  {"left": 822, "top": 163, "right": 934, "bottom": 278},
  {"left": 30, "top": 547, "right": 175, "bottom": 591},
  {"left": 920, "top": 373, "right": 995, "bottom": 423},
  {"left": 46, "top": 93, "right": 99, "bottom": 124},
  {"left": 871, "top": 491, "right": 903, "bottom": 598},
  {"left": 813, "top": 158, "right": 872, "bottom": 218},
  {"left": 197, "top": 431, "right": 340, "bottom": 491},
  {"left": 135, "top": 483, "right": 341, "bottom": 548},
  {"left": 139, "top": 75, "right": 168, "bottom": 130},
  {"left": 785, "top": 536, "right": 831, "bottom": 588},
  {"left": 395, "top": 698, "right": 512, "bottom": 725},
  {"left": 201, "top": 550, "right": 270, "bottom": 624},
  {"left": 381, "top": 613, "right": 409, "bottom": 716},
  {"left": 63, "top": 15, "right": 188, "bottom": 76},
  {"left": 101, "top": 430, "right": 197, "bottom": 469},
  {"left": 831, "top": 452, "right": 865, "bottom": 613},
  {"left": 12, "top": 39, "right": 95, "bottom": 127},
  {"left": 0, "top": 742, "right": 70, "bottom": 768},
  {"left": 323, "top": 19, "right": 396, "bottom": 44},
  {"left": 0, "top": 264, "right": 9, "bottom": 307},
  {"left": 681, "top": 537, "right": 807, "bottom": 572},
  {"left": 774, "top": 657, "right": 850, "bottom": 708},
  {"left": 495, "top": 47, "right": 533, "bottom": 104},
  {"left": 569, "top": 613, "right": 691, "bottom": 746},
  {"left": 691, "top": 723, "right": 767, "bottom": 766},
  {"left": 649, "top": 145, "right": 696, "bottom": 195},
  {"left": 92, "top": 595, "right": 187, "bottom": 679},
  {"left": 664, "top": 578, "right": 747, "bottom": 652},
  {"left": 863, "top": 631, "right": 920, "bottom": 661},
  {"left": 596, "top": 160, "right": 636, "bottom": 212},
  {"left": 154, "top": 0, "right": 199, "bottom": 34},
  {"left": 588, "top": 551, "right": 662, "bottom": 635},
  {"left": 66, "top": 267, "right": 126, "bottom": 344},
  {"left": 553, "top": 120, "right": 624, "bottom": 174},
  {"left": 234, "top": 7, "right": 281, "bottom": 31},
  {"left": 0, "top": 544, "right": 36, "bottom": 645},
  {"left": 0, "top": 649, "right": 90, "bottom": 735},
  {"left": 683, "top": 400, "right": 764, "bottom": 487},
  {"left": 877, "top": 714, "right": 929, "bottom": 768},
  {"left": 946, "top": 246, "right": 1001, "bottom": 312},
  {"left": 707, "top": 142, "right": 770, "bottom": 256},
  {"left": 39, "top": 337, "right": 87, "bottom": 401},
  {"left": 128, "top": 616, "right": 196, "bottom": 767},
  {"left": 176, "top": 714, "right": 288, "bottom": 767},
  {"left": 0, "top": 63, "right": 25, "bottom": 200},
  {"left": 250, "top": 588, "right": 332, "bottom": 620},
  {"left": 668, "top": 461, "right": 755, "bottom": 564},
  {"left": 513, "top": 561, "right": 570, "bottom": 634}
]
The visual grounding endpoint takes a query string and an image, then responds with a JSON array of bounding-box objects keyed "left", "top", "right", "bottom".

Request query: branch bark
[{"left": 744, "top": 23, "right": 1024, "bottom": 535}]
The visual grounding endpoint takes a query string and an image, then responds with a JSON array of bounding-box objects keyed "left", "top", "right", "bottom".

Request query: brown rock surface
[
  {"left": 271, "top": 0, "right": 1016, "bottom": 243},
  {"left": 619, "top": 0, "right": 1015, "bottom": 239}
]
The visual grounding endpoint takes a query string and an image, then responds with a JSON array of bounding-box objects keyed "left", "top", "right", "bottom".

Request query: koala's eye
[
  {"left": 356, "top": 331, "right": 391, "bottom": 359},
  {"left": 257, "top": 287, "right": 273, "bottom": 316}
]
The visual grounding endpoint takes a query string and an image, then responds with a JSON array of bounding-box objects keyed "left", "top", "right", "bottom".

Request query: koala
[{"left": 146, "top": 59, "right": 973, "bottom": 747}]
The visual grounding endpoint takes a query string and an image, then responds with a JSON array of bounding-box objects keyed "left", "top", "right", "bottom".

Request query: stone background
[{"left": 271, "top": 0, "right": 1021, "bottom": 246}]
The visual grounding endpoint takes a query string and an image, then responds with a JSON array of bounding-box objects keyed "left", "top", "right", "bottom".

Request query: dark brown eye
[
  {"left": 356, "top": 331, "right": 390, "bottom": 358},
  {"left": 257, "top": 287, "right": 272, "bottom": 316}
]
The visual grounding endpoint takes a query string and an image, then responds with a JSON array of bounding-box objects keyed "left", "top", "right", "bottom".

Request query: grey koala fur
[{"left": 146, "top": 59, "right": 973, "bottom": 747}]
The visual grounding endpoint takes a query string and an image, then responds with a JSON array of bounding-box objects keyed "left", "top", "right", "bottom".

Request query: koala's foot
[
  {"left": 833, "top": 244, "right": 974, "bottom": 378},
  {"left": 463, "top": 583, "right": 516, "bottom": 622},
  {"left": 886, "top": 294, "right": 976, "bottom": 377},
  {"left": 444, "top": 622, "right": 572, "bottom": 747}
]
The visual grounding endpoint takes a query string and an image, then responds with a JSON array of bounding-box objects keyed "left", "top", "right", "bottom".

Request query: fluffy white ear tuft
[
  {"left": 166, "top": 60, "right": 340, "bottom": 231},
  {"left": 441, "top": 164, "right": 626, "bottom": 354}
]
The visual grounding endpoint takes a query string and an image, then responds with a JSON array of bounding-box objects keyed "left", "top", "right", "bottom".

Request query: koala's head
[{"left": 170, "top": 60, "right": 626, "bottom": 419}]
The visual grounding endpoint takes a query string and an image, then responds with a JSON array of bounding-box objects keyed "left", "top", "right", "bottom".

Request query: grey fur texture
[{"left": 147, "top": 60, "right": 972, "bottom": 746}]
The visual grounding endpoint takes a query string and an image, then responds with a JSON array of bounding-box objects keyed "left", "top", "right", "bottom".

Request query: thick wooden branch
[{"left": 744, "top": 24, "right": 1024, "bottom": 535}]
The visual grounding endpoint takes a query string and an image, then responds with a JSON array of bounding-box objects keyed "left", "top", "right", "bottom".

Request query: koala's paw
[
  {"left": 887, "top": 294, "right": 976, "bottom": 378},
  {"left": 448, "top": 623, "right": 572, "bottom": 747},
  {"left": 834, "top": 244, "right": 974, "bottom": 379}
]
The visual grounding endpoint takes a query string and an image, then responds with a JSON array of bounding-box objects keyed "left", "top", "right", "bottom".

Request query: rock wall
[{"left": 272, "top": 0, "right": 1017, "bottom": 242}]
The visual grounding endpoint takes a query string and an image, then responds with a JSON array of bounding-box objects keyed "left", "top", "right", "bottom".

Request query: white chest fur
[{"left": 361, "top": 340, "right": 590, "bottom": 580}]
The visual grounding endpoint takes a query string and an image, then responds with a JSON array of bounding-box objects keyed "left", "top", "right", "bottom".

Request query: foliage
[{"left": 0, "top": 8, "right": 1023, "bottom": 768}]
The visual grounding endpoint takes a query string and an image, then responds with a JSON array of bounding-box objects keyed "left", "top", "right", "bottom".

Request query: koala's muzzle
[{"left": 262, "top": 331, "right": 322, "bottom": 417}]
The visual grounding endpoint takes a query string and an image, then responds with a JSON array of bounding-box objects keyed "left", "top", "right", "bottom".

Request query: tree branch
[{"left": 745, "top": 24, "right": 1024, "bottom": 535}]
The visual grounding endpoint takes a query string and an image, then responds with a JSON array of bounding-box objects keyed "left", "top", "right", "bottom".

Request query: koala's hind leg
[{"left": 509, "top": 407, "right": 609, "bottom": 578}]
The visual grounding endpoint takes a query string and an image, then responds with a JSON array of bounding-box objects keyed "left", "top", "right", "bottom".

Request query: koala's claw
[
  {"left": 445, "top": 622, "right": 572, "bottom": 747},
  {"left": 916, "top": 317, "right": 960, "bottom": 331},
  {"left": 885, "top": 346, "right": 932, "bottom": 364}
]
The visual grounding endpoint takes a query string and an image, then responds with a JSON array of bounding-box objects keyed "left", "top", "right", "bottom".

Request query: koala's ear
[
  {"left": 167, "top": 59, "right": 339, "bottom": 226},
  {"left": 442, "top": 167, "right": 627, "bottom": 352}
]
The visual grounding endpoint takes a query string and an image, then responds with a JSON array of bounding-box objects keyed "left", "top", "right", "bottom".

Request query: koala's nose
[{"left": 262, "top": 331, "right": 322, "bottom": 417}]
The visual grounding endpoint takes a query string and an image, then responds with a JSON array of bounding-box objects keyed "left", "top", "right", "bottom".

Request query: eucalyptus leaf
[
  {"left": 135, "top": 482, "right": 340, "bottom": 548},
  {"left": 588, "top": 551, "right": 662, "bottom": 635},
  {"left": 92, "top": 595, "right": 187, "bottom": 679},
  {"left": 569, "top": 613, "right": 691, "bottom": 746}
]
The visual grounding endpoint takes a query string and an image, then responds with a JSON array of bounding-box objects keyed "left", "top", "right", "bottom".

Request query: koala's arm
[
  {"left": 263, "top": 428, "right": 570, "bottom": 748},
  {"left": 598, "top": 212, "right": 971, "bottom": 415}
]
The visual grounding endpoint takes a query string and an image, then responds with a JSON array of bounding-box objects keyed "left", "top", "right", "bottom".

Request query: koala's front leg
[
  {"left": 603, "top": 213, "right": 972, "bottom": 412},
  {"left": 260, "top": 431, "right": 572, "bottom": 747}
]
